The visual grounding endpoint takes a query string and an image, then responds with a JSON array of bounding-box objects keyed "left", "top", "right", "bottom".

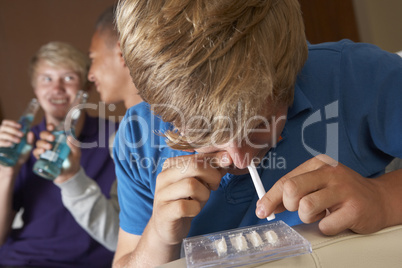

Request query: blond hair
[
  {"left": 29, "top": 41, "right": 90, "bottom": 89},
  {"left": 116, "top": 0, "right": 307, "bottom": 148}
]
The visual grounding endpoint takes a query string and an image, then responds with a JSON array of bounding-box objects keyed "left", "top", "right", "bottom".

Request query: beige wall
[
  {"left": 0, "top": 0, "right": 125, "bottom": 124},
  {"left": 353, "top": 0, "right": 402, "bottom": 53}
]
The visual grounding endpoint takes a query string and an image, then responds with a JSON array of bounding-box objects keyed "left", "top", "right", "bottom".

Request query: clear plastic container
[{"left": 183, "top": 220, "right": 311, "bottom": 268}]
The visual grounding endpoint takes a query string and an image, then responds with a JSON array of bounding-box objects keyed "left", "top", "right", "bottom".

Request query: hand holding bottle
[
  {"left": 33, "top": 90, "right": 88, "bottom": 180},
  {"left": 33, "top": 123, "right": 81, "bottom": 183},
  {"left": 0, "top": 119, "right": 35, "bottom": 168},
  {"left": 0, "top": 99, "right": 39, "bottom": 167}
]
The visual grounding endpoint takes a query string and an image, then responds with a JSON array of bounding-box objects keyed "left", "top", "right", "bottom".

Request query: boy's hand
[
  {"left": 0, "top": 119, "right": 34, "bottom": 167},
  {"left": 257, "top": 154, "right": 386, "bottom": 235},
  {"left": 0, "top": 120, "right": 24, "bottom": 147},
  {"left": 33, "top": 124, "right": 81, "bottom": 183},
  {"left": 150, "top": 152, "right": 232, "bottom": 246}
]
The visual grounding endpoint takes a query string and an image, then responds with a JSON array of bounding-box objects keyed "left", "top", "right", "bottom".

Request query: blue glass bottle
[
  {"left": 33, "top": 91, "right": 88, "bottom": 180},
  {"left": 0, "top": 99, "right": 40, "bottom": 167}
]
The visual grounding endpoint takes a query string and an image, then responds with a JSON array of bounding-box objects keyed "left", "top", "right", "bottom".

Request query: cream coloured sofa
[{"left": 159, "top": 222, "right": 402, "bottom": 268}]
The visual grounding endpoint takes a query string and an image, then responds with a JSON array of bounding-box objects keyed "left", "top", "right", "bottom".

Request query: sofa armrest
[{"left": 159, "top": 222, "right": 402, "bottom": 268}]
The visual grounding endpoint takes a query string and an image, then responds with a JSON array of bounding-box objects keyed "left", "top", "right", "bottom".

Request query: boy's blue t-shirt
[{"left": 114, "top": 40, "right": 402, "bottom": 237}]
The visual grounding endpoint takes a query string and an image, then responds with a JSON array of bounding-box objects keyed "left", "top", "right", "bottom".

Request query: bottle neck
[{"left": 54, "top": 111, "right": 86, "bottom": 138}]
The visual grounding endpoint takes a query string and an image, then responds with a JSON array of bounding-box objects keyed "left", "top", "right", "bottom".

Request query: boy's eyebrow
[{"left": 195, "top": 147, "right": 221, "bottom": 154}]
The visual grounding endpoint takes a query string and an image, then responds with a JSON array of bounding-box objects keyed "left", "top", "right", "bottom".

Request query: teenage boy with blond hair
[
  {"left": 113, "top": 0, "right": 402, "bottom": 266},
  {"left": 0, "top": 41, "right": 117, "bottom": 267}
]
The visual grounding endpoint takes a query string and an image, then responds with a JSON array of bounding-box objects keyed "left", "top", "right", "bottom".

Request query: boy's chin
[{"left": 224, "top": 166, "right": 249, "bottom": 176}]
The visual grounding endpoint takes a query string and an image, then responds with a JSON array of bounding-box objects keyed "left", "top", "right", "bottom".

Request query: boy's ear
[{"left": 116, "top": 41, "right": 127, "bottom": 67}]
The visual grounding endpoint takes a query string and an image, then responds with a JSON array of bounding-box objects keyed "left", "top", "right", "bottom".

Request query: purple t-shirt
[{"left": 0, "top": 114, "right": 118, "bottom": 268}]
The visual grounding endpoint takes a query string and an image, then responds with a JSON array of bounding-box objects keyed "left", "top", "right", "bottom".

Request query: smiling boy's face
[{"left": 33, "top": 61, "right": 82, "bottom": 125}]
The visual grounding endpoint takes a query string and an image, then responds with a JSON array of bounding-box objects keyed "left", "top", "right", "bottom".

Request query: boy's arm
[
  {"left": 35, "top": 126, "right": 120, "bottom": 251},
  {"left": 113, "top": 225, "right": 180, "bottom": 268},
  {"left": 113, "top": 152, "right": 232, "bottom": 267},
  {"left": 0, "top": 120, "right": 34, "bottom": 246},
  {"left": 0, "top": 166, "right": 17, "bottom": 246},
  {"left": 56, "top": 170, "right": 119, "bottom": 251}
]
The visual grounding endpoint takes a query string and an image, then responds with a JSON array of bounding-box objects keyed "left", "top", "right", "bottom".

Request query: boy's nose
[{"left": 226, "top": 144, "right": 253, "bottom": 169}]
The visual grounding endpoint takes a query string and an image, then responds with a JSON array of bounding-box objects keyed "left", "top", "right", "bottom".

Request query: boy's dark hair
[{"left": 95, "top": 5, "right": 119, "bottom": 48}]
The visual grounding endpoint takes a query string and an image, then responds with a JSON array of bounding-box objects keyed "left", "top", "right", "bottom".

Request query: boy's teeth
[{"left": 50, "top": 99, "right": 67, "bottom": 104}]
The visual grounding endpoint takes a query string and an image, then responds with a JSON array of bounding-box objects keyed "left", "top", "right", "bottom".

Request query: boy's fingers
[
  {"left": 256, "top": 178, "right": 287, "bottom": 218},
  {"left": 46, "top": 123, "right": 56, "bottom": 132},
  {"left": 0, "top": 120, "right": 21, "bottom": 130},
  {"left": 0, "top": 120, "right": 23, "bottom": 142},
  {"left": 159, "top": 152, "right": 233, "bottom": 192},
  {"left": 36, "top": 139, "right": 53, "bottom": 151},
  {"left": 318, "top": 209, "right": 353, "bottom": 236},
  {"left": 162, "top": 151, "right": 232, "bottom": 172},
  {"left": 39, "top": 130, "right": 55, "bottom": 142},
  {"left": 280, "top": 155, "right": 333, "bottom": 181},
  {"left": 0, "top": 132, "right": 21, "bottom": 144},
  {"left": 33, "top": 147, "right": 46, "bottom": 159},
  {"left": 26, "top": 132, "right": 35, "bottom": 145},
  {"left": 257, "top": 155, "right": 337, "bottom": 218}
]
